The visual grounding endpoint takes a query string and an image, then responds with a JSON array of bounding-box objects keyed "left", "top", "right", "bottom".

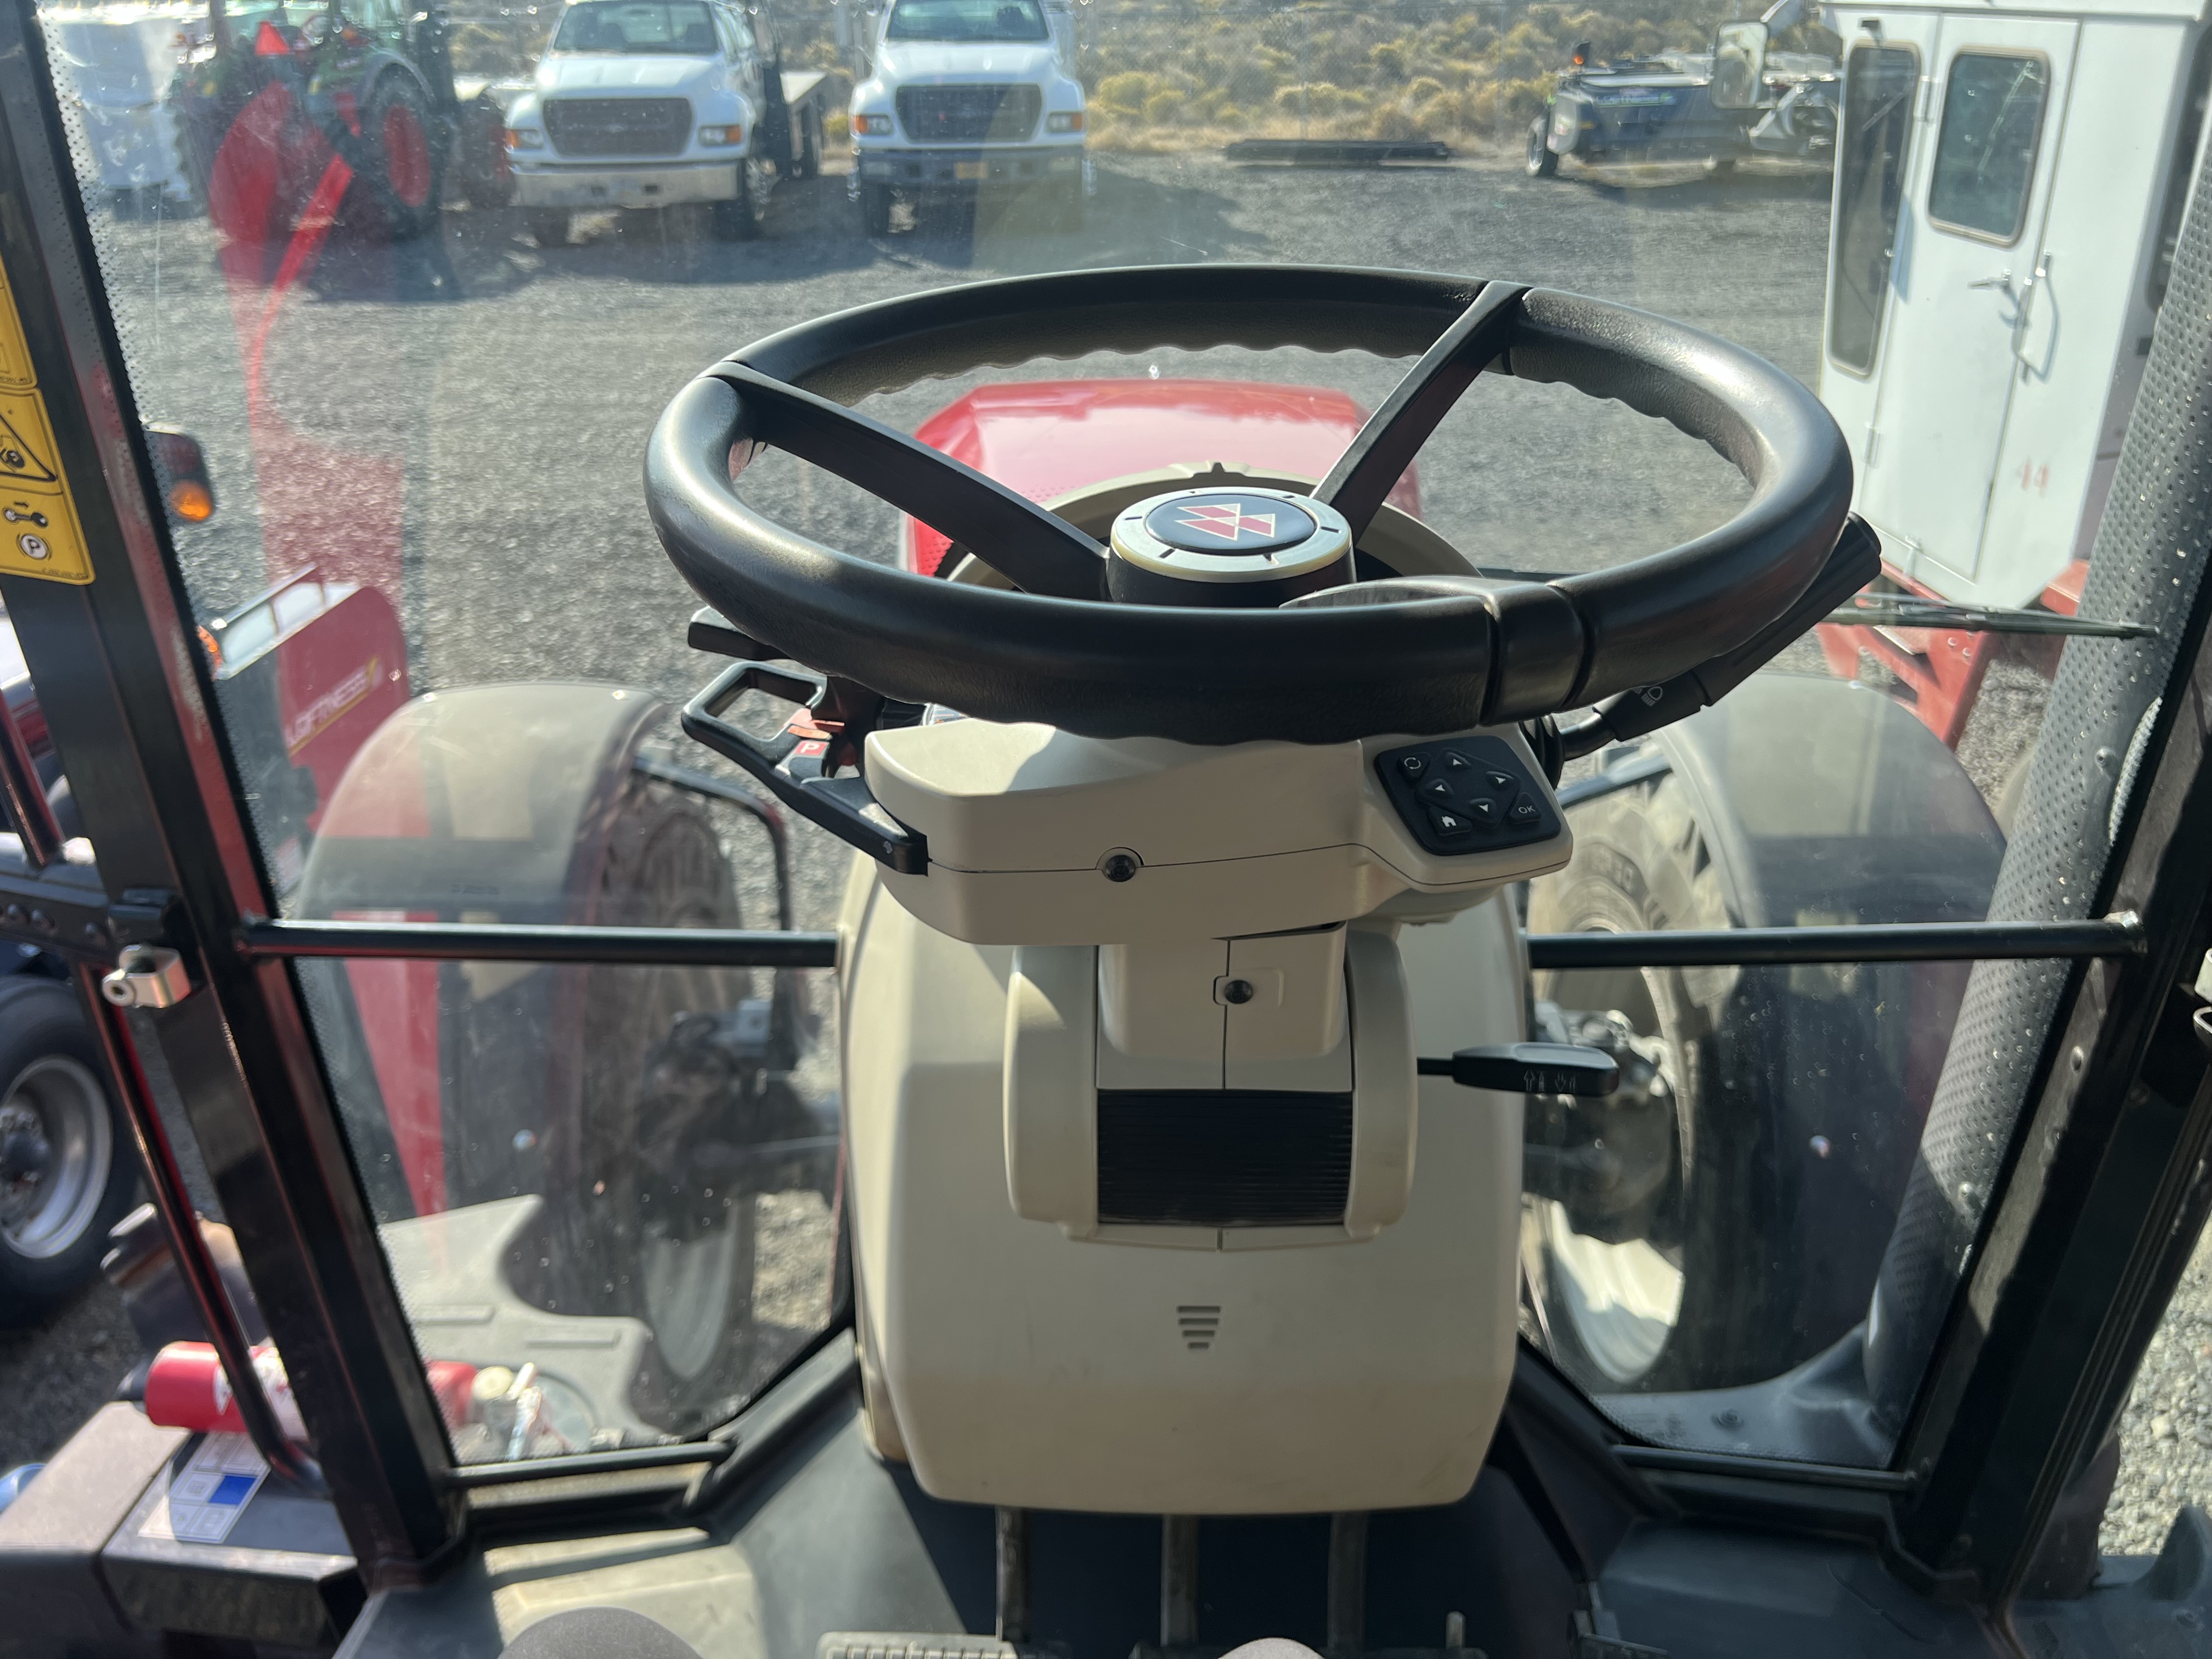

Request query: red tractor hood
[{"left": 903, "top": 378, "right": 1421, "bottom": 575}]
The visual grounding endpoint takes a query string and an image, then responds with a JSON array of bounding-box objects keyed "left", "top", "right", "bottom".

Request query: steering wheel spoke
[
  {"left": 1319, "top": 282, "right": 1530, "bottom": 539},
  {"left": 707, "top": 364, "right": 1109, "bottom": 601}
]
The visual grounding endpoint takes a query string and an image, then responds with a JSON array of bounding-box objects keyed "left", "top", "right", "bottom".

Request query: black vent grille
[
  {"left": 1097, "top": 1091, "right": 1352, "bottom": 1228},
  {"left": 545, "top": 97, "right": 693, "bottom": 157},
  {"left": 1178, "top": 1306, "right": 1221, "bottom": 1350},
  {"left": 895, "top": 83, "right": 1042, "bottom": 144}
]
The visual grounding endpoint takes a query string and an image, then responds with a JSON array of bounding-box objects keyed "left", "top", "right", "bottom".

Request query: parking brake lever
[{"left": 1548, "top": 513, "right": 1882, "bottom": 765}]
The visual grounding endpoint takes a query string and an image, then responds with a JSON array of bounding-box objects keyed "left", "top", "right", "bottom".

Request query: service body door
[
  {"left": 1859, "top": 18, "right": 2078, "bottom": 594},
  {"left": 1976, "top": 16, "right": 2199, "bottom": 605},
  {"left": 1820, "top": 20, "right": 1941, "bottom": 482}
]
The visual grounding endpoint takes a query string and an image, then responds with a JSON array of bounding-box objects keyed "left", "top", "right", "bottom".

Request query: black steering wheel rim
[{"left": 645, "top": 264, "right": 1852, "bottom": 746}]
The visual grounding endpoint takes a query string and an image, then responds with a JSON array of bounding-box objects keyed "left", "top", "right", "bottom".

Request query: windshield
[
  {"left": 28, "top": 0, "right": 2202, "bottom": 1545},
  {"left": 885, "top": 0, "right": 1049, "bottom": 42},
  {"left": 551, "top": 2, "right": 721, "bottom": 54}
]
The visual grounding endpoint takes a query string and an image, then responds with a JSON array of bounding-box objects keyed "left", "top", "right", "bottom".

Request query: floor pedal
[{"left": 820, "top": 1635, "right": 1070, "bottom": 1659}]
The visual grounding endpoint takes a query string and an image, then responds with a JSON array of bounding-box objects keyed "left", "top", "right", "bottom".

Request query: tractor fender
[
  {"left": 1648, "top": 674, "right": 2004, "bottom": 937},
  {"left": 354, "top": 51, "right": 436, "bottom": 118},
  {"left": 1641, "top": 674, "right": 2001, "bottom": 1334},
  {"left": 295, "top": 683, "right": 672, "bottom": 1220},
  {"left": 298, "top": 680, "right": 666, "bottom": 922}
]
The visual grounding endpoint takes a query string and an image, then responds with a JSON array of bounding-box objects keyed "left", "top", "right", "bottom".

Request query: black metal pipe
[
  {"left": 242, "top": 917, "right": 2141, "bottom": 973},
  {"left": 76, "top": 966, "right": 321, "bottom": 1490},
  {"left": 441, "top": 1440, "right": 733, "bottom": 1488},
  {"left": 237, "top": 917, "right": 840, "bottom": 968},
  {"left": 1611, "top": 1444, "right": 1916, "bottom": 1492},
  {"left": 1525, "top": 916, "right": 2143, "bottom": 969},
  {"left": 996, "top": 1506, "right": 1032, "bottom": 1644}
]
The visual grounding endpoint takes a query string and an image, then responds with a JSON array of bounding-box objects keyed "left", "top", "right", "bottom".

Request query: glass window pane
[
  {"left": 1928, "top": 52, "right": 2049, "bottom": 241},
  {"left": 29, "top": 0, "right": 2196, "bottom": 1482},
  {"left": 1827, "top": 44, "right": 1917, "bottom": 374},
  {"left": 301, "top": 945, "right": 840, "bottom": 1457}
]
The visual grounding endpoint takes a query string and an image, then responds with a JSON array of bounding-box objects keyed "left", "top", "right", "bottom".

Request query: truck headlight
[
  {"left": 504, "top": 126, "right": 544, "bottom": 150},
  {"left": 1046, "top": 111, "right": 1084, "bottom": 133},
  {"left": 698, "top": 125, "right": 744, "bottom": 145},
  {"left": 854, "top": 113, "right": 894, "bottom": 136}
]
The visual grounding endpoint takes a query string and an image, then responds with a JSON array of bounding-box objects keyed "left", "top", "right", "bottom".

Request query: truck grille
[
  {"left": 544, "top": 98, "right": 693, "bottom": 158},
  {"left": 896, "top": 84, "right": 1041, "bottom": 145}
]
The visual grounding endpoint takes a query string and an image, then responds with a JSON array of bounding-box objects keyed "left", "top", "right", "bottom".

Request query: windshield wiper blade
[{"left": 1824, "top": 595, "right": 2159, "bottom": 640}]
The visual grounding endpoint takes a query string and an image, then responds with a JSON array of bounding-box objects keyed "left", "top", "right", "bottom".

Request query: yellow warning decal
[{"left": 0, "top": 255, "right": 92, "bottom": 583}]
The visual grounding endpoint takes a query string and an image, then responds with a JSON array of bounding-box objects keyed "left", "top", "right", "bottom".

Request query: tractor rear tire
[
  {"left": 0, "top": 978, "right": 137, "bottom": 1327},
  {"left": 556, "top": 777, "right": 822, "bottom": 1436},
  {"left": 1527, "top": 117, "right": 1560, "bottom": 178},
  {"left": 456, "top": 93, "right": 516, "bottom": 210},
  {"left": 1523, "top": 769, "right": 1901, "bottom": 1396},
  {"left": 356, "top": 72, "right": 445, "bottom": 242}
]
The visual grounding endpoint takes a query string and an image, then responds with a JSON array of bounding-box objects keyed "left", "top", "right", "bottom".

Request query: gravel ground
[
  {"left": 2103, "top": 1217, "right": 2212, "bottom": 1557},
  {"left": 9, "top": 142, "right": 2191, "bottom": 1562}
]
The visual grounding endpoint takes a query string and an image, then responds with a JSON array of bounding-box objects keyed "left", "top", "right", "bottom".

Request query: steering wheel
[{"left": 646, "top": 264, "right": 1854, "bottom": 747}]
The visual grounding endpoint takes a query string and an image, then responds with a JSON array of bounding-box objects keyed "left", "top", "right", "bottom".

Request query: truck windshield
[
  {"left": 884, "top": 0, "right": 1048, "bottom": 43},
  {"left": 551, "top": 1, "right": 719, "bottom": 54}
]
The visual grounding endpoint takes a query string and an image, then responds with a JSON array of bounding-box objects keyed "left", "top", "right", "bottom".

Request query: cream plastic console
[
  {"left": 838, "top": 698, "right": 1567, "bottom": 1511},
  {"left": 841, "top": 468, "right": 1560, "bottom": 1511},
  {"left": 841, "top": 858, "right": 1531, "bottom": 1513}
]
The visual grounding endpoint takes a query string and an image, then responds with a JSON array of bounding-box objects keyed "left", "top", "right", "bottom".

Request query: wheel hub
[{"left": 0, "top": 1101, "right": 53, "bottom": 1229}]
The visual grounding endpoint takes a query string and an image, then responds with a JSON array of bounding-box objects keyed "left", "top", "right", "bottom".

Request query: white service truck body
[
  {"left": 847, "top": 0, "right": 1086, "bottom": 228},
  {"left": 1818, "top": 0, "right": 2211, "bottom": 607}
]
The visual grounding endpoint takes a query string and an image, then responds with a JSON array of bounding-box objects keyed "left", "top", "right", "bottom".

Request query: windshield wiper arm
[{"left": 1824, "top": 595, "right": 2159, "bottom": 639}]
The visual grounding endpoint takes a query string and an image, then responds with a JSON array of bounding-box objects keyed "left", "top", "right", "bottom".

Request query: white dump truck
[
  {"left": 844, "top": 0, "right": 1086, "bottom": 233},
  {"left": 501, "top": 0, "right": 831, "bottom": 245}
]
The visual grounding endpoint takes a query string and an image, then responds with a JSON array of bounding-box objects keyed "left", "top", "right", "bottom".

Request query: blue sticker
[{"left": 210, "top": 1473, "right": 257, "bottom": 1506}]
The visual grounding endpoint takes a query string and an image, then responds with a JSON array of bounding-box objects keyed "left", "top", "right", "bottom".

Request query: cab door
[
  {"left": 1820, "top": 22, "right": 1940, "bottom": 479},
  {"left": 1859, "top": 19, "right": 2078, "bottom": 593}
]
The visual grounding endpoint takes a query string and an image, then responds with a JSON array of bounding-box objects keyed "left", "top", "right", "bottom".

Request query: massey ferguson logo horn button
[
  {"left": 1143, "top": 490, "right": 1317, "bottom": 556},
  {"left": 1178, "top": 501, "right": 1279, "bottom": 543}
]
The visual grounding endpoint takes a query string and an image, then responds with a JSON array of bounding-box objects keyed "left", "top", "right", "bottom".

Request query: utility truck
[
  {"left": 845, "top": 0, "right": 1086, "bottom": 232},
  {"left": 501, "top": 0, "right": 831, "bottom": 245},
  {"left": 1808, "top": 0, "right": 2210, "bottom": 803}
]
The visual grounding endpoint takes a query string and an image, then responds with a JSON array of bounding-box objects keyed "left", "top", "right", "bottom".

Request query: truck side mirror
[
  {"left": 145, "top": 426, "right": 216, "bottom": 525},
  {"left": 1710, "top": 20, "right": 1768, "bottom": 110}
]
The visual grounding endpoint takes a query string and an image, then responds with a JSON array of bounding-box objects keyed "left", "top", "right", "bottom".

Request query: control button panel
[{"left": 1374, "top": 735, "right": 1560, "bottom": 857}]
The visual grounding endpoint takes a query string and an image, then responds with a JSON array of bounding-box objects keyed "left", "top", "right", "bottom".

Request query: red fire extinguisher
[{"left": 145, "top": 1341, "right": 477, "bottom": 1441}]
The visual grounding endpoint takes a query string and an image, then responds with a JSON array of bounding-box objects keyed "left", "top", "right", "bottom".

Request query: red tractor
[{"left": 170, "top": 0, "right": 511, "bottom": 281}]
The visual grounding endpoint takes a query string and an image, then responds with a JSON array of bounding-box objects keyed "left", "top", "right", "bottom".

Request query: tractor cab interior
[{"left": 2, "top": 0, "right": 2212, "bottom": 1655}]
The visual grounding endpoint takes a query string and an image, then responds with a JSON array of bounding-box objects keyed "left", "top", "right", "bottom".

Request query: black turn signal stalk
[{"left": 1417, "top": 1043, "right": 1621, "bottom": 1096}]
